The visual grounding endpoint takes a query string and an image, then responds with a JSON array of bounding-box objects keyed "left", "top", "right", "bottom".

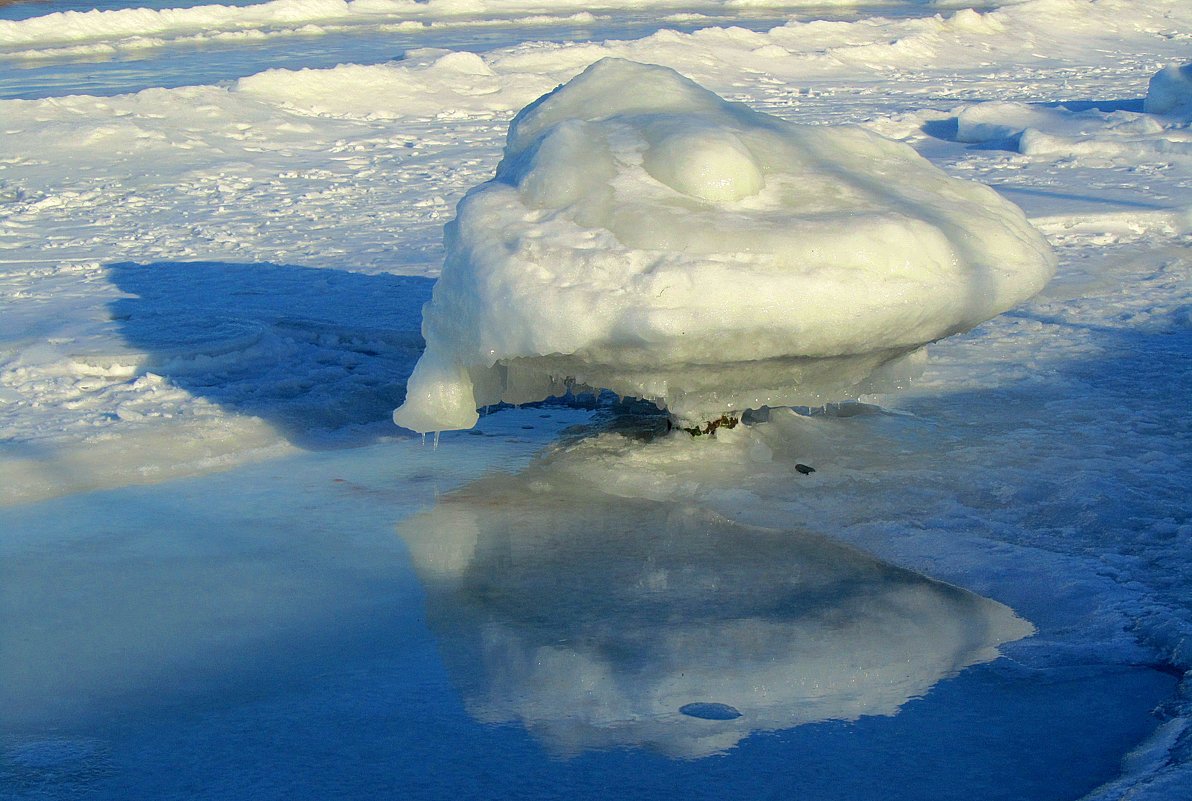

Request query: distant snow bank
[
  {"left": 225, "top": 0, "right": 1190, "bottom": 123},
  {"left": 235, "top": 49, "right": 555, "bottom": 119},
  {"left": 954, "top": 64, "right": 1192, "bottom": 165},
  {"left": 0, "top": 0, "right": 911, "bottom": 51},
  {"left": 392, "top": 59, "right": 1055, "bottom": 433},
  {"left": 0, "top": 0, "right": 1149, "bottom": 64}
]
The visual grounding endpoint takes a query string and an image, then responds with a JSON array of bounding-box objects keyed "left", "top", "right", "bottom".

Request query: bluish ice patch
[{"left": 0, "top": 420, "right": 1178, "bottom": 800}]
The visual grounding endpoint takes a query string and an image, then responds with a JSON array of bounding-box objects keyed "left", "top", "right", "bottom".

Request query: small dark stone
[
  {"left": 680, "top": 702, "right": 743, "bottom": 721},
  {"left": 795, "top": 463, "right": 816, "bottom": 475}
]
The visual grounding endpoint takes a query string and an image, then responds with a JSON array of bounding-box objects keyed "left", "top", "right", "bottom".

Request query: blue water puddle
[{"left": 0, "top": 407, "right": 1178, "bottom": 800}]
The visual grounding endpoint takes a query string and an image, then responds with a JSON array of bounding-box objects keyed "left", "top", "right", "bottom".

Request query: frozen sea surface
[
  {"left": 1, "top": 0, "right": 1191, "bottom": 798},
  {"left": 0, "top": 410, "right": 1179, "bottom": 800}
]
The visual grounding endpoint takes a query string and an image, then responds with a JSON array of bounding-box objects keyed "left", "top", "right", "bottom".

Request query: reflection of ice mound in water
[
  {"left": 399, "top": 476, "right": 1034, "bottom": 758},
  {"left": 393, "top": 58, "right": 1055, "bottom": 433}
]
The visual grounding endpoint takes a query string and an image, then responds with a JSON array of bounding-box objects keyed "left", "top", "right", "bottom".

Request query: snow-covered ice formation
[
  {"left": 393, "top": 58, "right": 1056, "bottom": 433},
  {"left": 1145, "top": 63, "right": 1192, "bottom": 117}
]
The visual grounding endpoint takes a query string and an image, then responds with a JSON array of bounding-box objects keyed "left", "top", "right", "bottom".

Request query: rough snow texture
[{"left": 393, "top": 58, "right": 1055, "bottom": 432}]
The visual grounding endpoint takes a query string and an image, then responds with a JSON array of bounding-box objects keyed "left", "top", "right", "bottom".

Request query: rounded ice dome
[
  {"left": 393, "top": 58, "right": 1056, "bottom": 433},
  {"left": 1144, "top": 62, "right": 1192, "bottom": 117}
]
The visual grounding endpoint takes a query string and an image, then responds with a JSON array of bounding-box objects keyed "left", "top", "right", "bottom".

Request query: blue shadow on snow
[{"left": 106, "top": 261, "right": 434, "bottom": 448}]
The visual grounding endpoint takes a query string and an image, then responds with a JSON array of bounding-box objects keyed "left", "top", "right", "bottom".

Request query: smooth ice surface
[
  {"left": 0, "top": 415, "right": 1177, "bottom": 800},
  {"left": 393, "top": 58, "right": 1055, "bottom": 432}
]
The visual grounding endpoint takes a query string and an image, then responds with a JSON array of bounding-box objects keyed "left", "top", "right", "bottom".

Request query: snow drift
[
  {"left": 955, "top": 62, "right": 1192, "bottom": 165},
  {"left": 0, "top": 0, "right": 923, "bottom": 55},
  {"left": 393, "top": 58, "right": 1055, "bottom": 433}
]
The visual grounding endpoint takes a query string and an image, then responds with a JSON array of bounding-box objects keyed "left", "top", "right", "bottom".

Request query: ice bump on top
[{"left": 393, "top": 58, "right": 1056, "bottom": 433}]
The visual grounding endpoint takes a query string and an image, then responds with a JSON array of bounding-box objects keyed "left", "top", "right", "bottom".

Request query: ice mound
[
  {"left": 1145, "top": 62, "right": 1192, "bottom": 117},
  {"left": 393, "top": 58, "right": 1055, "bottom": 432}
]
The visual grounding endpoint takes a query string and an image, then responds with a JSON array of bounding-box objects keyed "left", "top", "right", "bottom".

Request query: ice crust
[{"left": 393, "top": 58, "right": 1056, "bottom": 432}]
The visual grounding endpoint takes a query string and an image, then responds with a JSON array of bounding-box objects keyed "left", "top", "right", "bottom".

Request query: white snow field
[{"left": 1, "top": 0, "right": 1191, "bottom": 799}]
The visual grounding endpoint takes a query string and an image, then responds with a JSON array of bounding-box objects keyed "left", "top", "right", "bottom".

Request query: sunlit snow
[
  {"left": 393, "top": 58, "right": 1055, "bottom": 432},
  {"left": 1145, "top": 62, "right": 1192, "bottom": 117}
]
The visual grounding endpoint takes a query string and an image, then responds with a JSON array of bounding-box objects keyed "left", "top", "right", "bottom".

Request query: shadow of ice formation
[
  {"left": 1037, "top": 99, "right": 1146, "bottom": 114},
  {"left": 398, "top": 466, "right": 1034, "bottom": 759},
  {"left": 106, "top": 261, "right": 434, "bottom": 447},
  {"left": 919, "top": 97, "right": 1147, "bottom": 152}
]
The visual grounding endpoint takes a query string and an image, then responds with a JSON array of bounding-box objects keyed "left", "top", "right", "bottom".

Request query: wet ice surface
[
  {"left": 399, "top": 454, "right": 1035, "bottom": 759},
  {"left": 0, "top": 407, "right": 1178, "bottom": 800}
]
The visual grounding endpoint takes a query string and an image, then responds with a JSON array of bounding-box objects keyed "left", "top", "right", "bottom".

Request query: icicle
[
  {"left": 433, "top": 431, "right": 440, "bottom": 451},
  {"left": 421, "top": 432, "right": 426, "bottom": 447}
]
